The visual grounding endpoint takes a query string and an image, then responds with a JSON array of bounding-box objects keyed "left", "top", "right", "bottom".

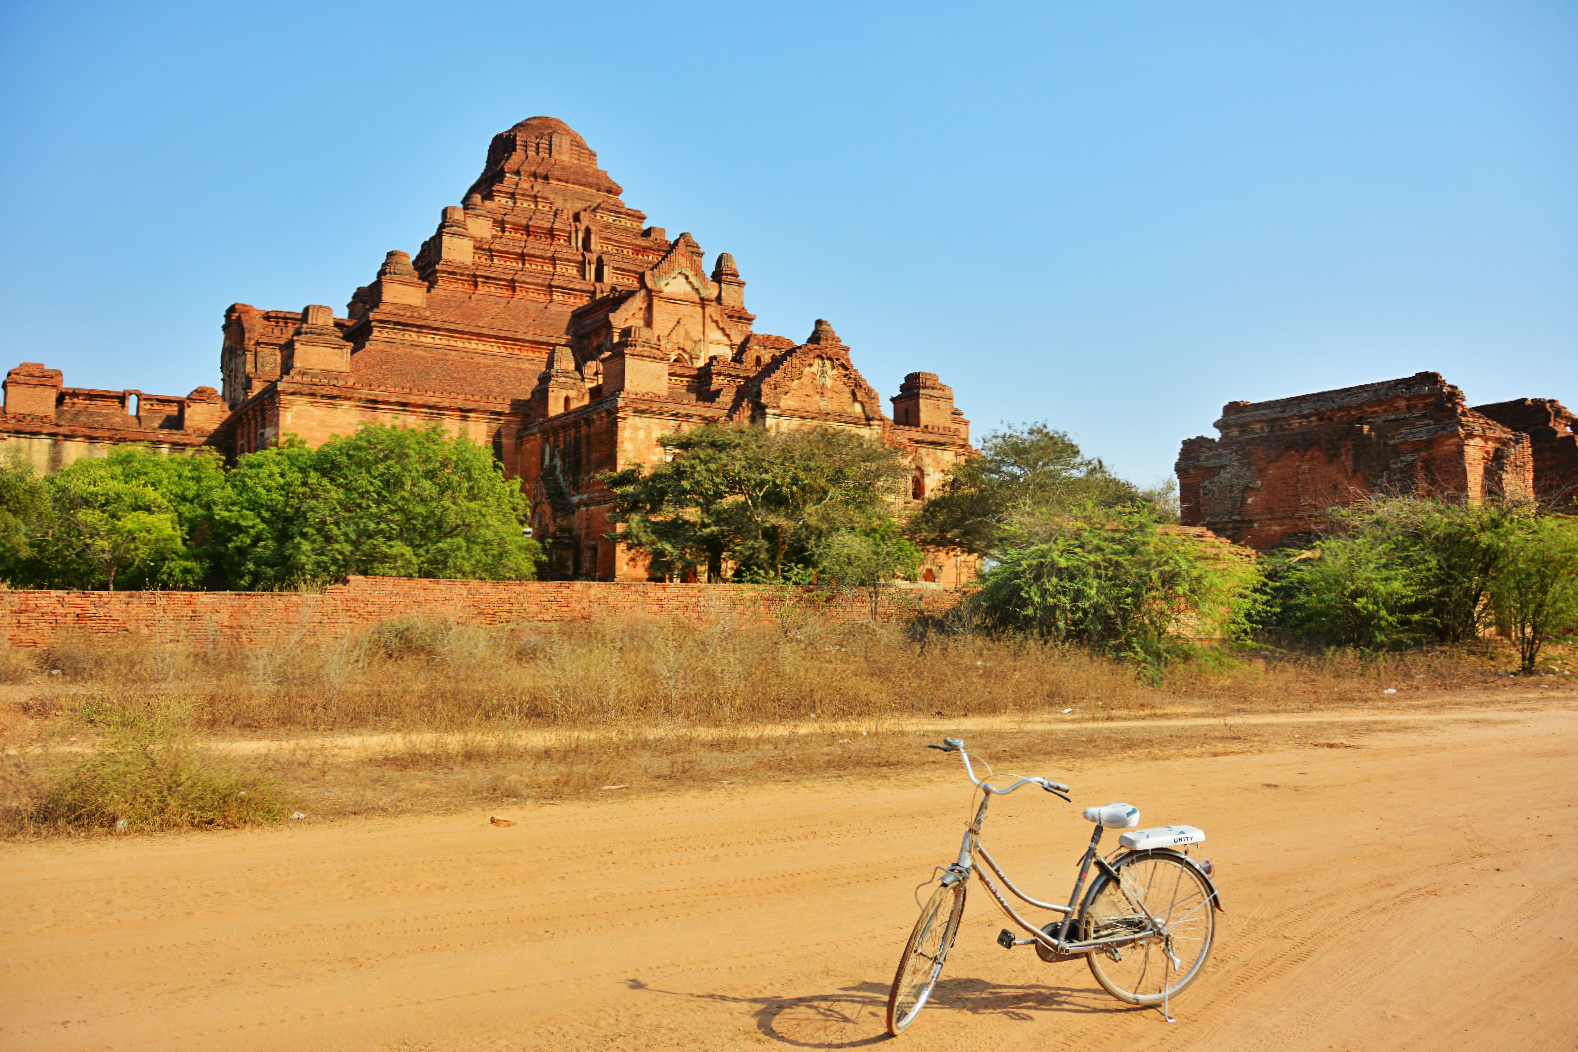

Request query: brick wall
[{"left": 0, "top": 577, "right": 959, "bottom": 650}]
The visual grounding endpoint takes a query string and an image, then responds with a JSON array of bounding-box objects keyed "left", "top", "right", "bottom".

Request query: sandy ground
[{"left": 3, "top": 701, "right": 1576, "bottom": 1052}]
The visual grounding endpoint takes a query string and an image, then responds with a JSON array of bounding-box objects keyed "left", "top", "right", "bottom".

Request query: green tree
[
  {"left": 32, "top": 465, "right": 180, "bottom": 591},
  {"left": 811, "top": 520, "right": 924, "bottom": 615},
  {"left": 208, "top": 425, "right": 540, "bottom": 588},
  {"left": 202, "top": 440, "right": 321, "bottom": 589},
  {"left": 974, "top": 504, "right": 1259, "bottom": 675},
  {"left": 602, "top": 425, "right": 909, "bottom": 582},
  {"left": 94, "top": 446, "right": 226, "bottom": 588},
  {"left": 0, "top": 450, "right": 50, "bottom": 583},
  {"left": 15, "top": 447, "right": 224, "bottom": 590},
  {"left": 1488, "top": 516, "right": 1578, "bottom": 673},
  {"left": 910, "top": 424, "right": 1165, "bottom": 558}
]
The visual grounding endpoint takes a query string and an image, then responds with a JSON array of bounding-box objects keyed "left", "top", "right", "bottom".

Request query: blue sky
[{"left": 1, "top": 0, "right": 1572, "bottom": 487}]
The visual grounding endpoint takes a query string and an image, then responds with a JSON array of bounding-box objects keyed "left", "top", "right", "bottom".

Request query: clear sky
[{"left": 1, "top": 0, "right": 1572, "bottom": 488}]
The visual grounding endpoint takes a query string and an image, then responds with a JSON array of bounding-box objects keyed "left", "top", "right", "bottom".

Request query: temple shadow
[{"left": 622, "top": 975, "right": 1116, "bottom": 1048}]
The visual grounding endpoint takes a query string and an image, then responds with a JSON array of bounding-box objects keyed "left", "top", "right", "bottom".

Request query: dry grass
[
  {"left": 2, "top": 611, "right": 1569, "bottom": 832},
  {"left": 3, "top": 697, "right": 287, "bottom": 835},
  {"left": 18, "top": 614, "right": 1514, "bottom": 729},
  {"left": 0, "top": 639, "right": 32, "bottom": 685}
]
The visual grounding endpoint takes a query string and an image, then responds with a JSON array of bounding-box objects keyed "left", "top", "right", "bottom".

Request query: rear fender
[{"left": 1087, "top": 849, "right": 1224, "bottom": 916}]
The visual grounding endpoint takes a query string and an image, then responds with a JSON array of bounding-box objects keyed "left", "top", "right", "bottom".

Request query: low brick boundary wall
[{"left": 0, "top": 577, "right": 960, "bottom": 649}]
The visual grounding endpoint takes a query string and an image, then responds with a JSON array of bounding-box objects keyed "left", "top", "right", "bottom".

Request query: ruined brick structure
[
  {"left": 1472, "top": 398, "right": 1578, "bottom": 507},
  {"left": 0, "top": 362, "right": 223, "bottom": 472},
  {"left": 3, "top": 117, "right": 975, "bottom": 583},
  {"left": 1175, "top": 372, "right": 1560, "bottom": 550}
]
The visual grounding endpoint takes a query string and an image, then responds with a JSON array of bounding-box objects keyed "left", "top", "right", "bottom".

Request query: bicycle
[{"left": 887, "top": 738, "right": 1224, "bottom": 1035}]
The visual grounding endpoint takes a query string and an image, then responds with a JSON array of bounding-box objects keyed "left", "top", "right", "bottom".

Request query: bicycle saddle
[{"left": 1083, "top": 803, "right": 1140, "bottom": 829}]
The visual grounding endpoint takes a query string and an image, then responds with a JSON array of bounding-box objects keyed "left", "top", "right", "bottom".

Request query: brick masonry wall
[{"left": 0, "top": 577, "right": 960, "bottom": 650}]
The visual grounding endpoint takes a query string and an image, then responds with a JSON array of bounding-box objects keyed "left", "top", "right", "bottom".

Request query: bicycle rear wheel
[
  {"left": 1082, "top": 853, "right": 1214, "bottom": 1006},
  {"left": 886, "top": 878, "right": 967, "bottom": 1035}
]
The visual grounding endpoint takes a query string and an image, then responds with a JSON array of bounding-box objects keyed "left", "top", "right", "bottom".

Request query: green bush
[
  {"left": 0, "top": 449, "right": 50, "bottom": 582},
  {"left": 1257, "top": 535, "right": 1431, "bottom": 650},
  {"left": 1255, "top": 498, "right": 1578, "bottom": 667},
  {"left": 973, "top": 504, "right": 1260, "bottom": 675},
  {"left": 23, "top": 700, "right": 286, "bottom": 833},
  {"left": 3, "top": 425, "right": 540, "bottom": 591}
]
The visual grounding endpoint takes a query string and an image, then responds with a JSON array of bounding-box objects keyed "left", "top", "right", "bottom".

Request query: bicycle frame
[{"left": 935, "top": 747, "right": 1191, "bottom": 958}]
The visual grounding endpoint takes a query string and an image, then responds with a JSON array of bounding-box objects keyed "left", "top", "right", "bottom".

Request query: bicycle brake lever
[
  {"left": 926, "top": 743, "right": 953, "bottom": 752},
  {"left": 1036, "top": 778, "right": 1072, "bottom": 800}
]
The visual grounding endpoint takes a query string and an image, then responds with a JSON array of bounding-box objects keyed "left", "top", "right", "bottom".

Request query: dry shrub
[
  {"left": 11, "top": 612, "right": 1508, "bottom": 737},
  {"left": 1169, "top": 643, "right": 1496, "bottom": 713},
  {"left": 0, "top": 640, "right": 34, "bottom": 684},
  {"left": 8, "top": 698, "right": 287, "bottom": 835},
  {"left": 175, "top": 613, "right": 1164, "bottom": 731}
]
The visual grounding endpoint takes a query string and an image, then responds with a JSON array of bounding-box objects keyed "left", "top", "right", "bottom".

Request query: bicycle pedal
[{"left": 997, "top": 929, "right": 1016, "bottom": 950}]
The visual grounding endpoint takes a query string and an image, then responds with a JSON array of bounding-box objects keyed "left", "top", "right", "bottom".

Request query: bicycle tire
[
  {"left": 886, "top": 878, "right": 967, "bottom": 1035},
  {"left": 1081, "top": 852, "right": 1215, "bottom": 1006}
]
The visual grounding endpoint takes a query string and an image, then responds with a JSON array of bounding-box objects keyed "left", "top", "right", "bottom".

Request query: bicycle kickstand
[{"left": 1159, "top": 939, "right": 1177, "bottom": 1024}]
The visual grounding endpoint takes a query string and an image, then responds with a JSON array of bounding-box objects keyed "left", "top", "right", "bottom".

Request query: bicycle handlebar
[{"left": 929, "top": 738, "right": 1071, "bottom": 800}]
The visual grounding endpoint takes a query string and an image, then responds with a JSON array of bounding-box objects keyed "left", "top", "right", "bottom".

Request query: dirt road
[{"left": 4, "top": 703, "right": 1576, "bottom": 1052}]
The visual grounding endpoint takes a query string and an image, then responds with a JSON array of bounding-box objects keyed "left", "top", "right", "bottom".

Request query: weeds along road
[{"left": 3, "top": 701, "right": 1576, "bottom": 1052}]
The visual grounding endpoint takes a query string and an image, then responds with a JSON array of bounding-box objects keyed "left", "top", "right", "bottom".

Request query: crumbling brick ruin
[
  {"left": 1174, "top": 372, "right": 1572, "bottom": 550},
  {"left": 0, "top": 363, "right": 223, "bottom": 472},
  {"left": 1472, "top": 398, "right": 1578, "bottom": 507},
  {"left": 1, "top": 117, "right": 975, "bottom": 583}
]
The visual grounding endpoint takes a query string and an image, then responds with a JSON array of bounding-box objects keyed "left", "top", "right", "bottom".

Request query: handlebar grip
[{"left": 926, "top": 744, "right": 949, "bottom": 751}]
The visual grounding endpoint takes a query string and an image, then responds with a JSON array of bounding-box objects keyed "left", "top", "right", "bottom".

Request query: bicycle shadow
[{"left": 623, "top": 976, "right": 1114, "bottom": 1048}]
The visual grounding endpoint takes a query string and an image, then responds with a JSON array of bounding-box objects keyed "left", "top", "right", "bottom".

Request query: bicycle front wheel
[
  {"left": 886, "top": 878, "right": 967, "bottom": 1035},
  {"left": 1082, "top": 853, "right": 1214, "bottom": 1006}
]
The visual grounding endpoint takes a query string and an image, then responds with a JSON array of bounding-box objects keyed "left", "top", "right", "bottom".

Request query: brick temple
[
  {"left": 1, "top": 117, "right": 975, "bottom": 583},
  {"left": 1176, "top": 372, "right": 1577, "bottom": 549}
]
